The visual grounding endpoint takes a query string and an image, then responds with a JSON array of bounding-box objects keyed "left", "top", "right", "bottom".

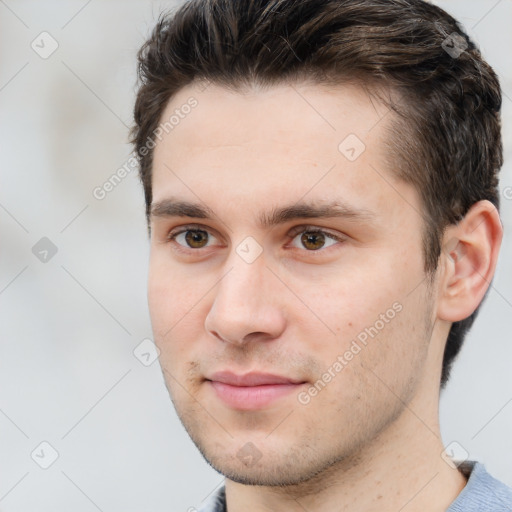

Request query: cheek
[
  {"left": 147, "top": 259, "right": 214, "bottom": 365},
  {"left": 147, "top": 263, "right": 174, "bottom": 334},
  {"left": 290, "top": 252, "right": 427, "bottom": 385},
  {"left": 350, "top": 285, "right": 432, "bottom": 396},
  {"left": 148, "top": 260, "right": 195, "bottom": 342},
  {"left": 287, "top": 262, "right": 401, "bottom": 341}
]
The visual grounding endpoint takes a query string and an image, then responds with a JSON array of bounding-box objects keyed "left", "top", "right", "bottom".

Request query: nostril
[{"left": 243, "top": 331, "right": 274, "bottom": 343}]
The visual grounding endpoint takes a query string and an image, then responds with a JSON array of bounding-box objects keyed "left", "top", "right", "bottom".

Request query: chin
[
  {"left": 207, "top": 459, "right": 317, "bottom": 486},
  {"left": 194, "top": 439, "right": 349, "bottom": 488}
]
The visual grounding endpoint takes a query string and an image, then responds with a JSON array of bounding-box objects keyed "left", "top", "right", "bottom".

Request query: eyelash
[
  {"left": 165, "top": 224, "right": 345, "bottom": 254},
  {"left": 286, "top": 226, "right": 345, "bottom": 248},
  {"left": 166, "top": 224, "right": 217, "bottom": 253}
]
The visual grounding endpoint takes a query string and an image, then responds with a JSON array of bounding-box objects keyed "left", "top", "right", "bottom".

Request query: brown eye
[
  {"left": 300, "top": 231, "right": 326, "bottom": 250},
  {"left": 168, "top": 226, "right": 222, "bottom": 252},
  {"left": 289, "top": 228, "right": 341, "bottom": 252},
  {"left": 184, "top": 229, "right": 209, "bottom": 248}
]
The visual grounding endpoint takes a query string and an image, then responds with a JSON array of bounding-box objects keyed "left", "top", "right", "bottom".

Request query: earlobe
[{"left": 437, "top": 200, "right": 503, "bottom": 323}]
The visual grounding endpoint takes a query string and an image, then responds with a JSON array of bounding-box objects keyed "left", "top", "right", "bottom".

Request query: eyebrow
[
  {"left": 151, "top": 199, "right": 214, "bottom": 219},
  {"left": 259, "top": 201, "right": 376, "bottom": 228},
  {"left": 150, "top": 198, "right": 377, "bottom": 228}
]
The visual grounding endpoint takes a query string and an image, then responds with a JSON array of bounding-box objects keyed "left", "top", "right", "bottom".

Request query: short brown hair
[{"left": 130, "top": 0, "right": 502, "bottom": 387}]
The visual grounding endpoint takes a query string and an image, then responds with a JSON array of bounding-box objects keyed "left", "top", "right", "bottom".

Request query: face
[{"left": 149, "top": 81, "right": 437, "bottom": 485}]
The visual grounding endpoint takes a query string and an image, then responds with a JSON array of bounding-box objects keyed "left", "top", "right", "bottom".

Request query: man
[{"left": 130, "top": 0, "right": 512, "bottom": 510}]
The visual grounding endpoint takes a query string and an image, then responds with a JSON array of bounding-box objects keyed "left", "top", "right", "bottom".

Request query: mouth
[{"left": 205, "top": 371, "right": 307, "bottom": 410}]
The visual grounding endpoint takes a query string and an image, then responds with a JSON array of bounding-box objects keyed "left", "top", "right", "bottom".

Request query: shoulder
[
  {"left": 448, "top": 461, "right": 512, "bottom": 512},
  {"left": 196, "top": 485, "right": 226, "bottom": 512}
]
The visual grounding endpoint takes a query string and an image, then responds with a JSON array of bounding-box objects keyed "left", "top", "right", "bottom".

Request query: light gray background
[{"left": 0, "top": 1, "right": 511, "bottom": 511}]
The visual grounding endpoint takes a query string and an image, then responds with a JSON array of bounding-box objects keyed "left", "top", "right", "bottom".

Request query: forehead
[
  {"left": 154, "top": 80, "right": 390, "bottom": 159},
  {"left": 151, "top": 81, "right": 409, "bottom": 221}
]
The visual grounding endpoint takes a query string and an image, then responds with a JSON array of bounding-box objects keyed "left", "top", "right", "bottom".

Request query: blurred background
[{"left": 0, "top": 1, "right": 511, "bottom": 510}]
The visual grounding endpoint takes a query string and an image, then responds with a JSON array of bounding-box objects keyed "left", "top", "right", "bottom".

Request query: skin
[{"left": 148, "top": 81, "right": 502, "bottom": 511}]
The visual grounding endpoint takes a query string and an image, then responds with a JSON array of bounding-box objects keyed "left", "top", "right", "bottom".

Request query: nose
[{"left": 204, "top": 252, "right": 287, "bottom": 346}]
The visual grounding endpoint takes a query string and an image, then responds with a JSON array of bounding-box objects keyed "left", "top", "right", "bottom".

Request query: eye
[
  {"left": 168, "top": 226, "right": 219, "bottom": 249},
  {"left": 289, "top": 228, "right": 342, "bottom": 251}
]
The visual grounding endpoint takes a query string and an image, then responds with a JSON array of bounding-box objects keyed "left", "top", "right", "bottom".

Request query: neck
[{"left": 225, "top": 382, "right": 467, "bottom": 512}]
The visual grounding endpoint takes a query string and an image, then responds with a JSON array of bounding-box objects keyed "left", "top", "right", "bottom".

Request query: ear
[{"left": 437, "top": 200, "right": 503, "bottom": 322}]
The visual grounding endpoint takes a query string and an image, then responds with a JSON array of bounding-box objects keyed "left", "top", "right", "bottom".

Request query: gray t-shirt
[{"left": 197, "top": 461, "right": 512, "bottom": 511}]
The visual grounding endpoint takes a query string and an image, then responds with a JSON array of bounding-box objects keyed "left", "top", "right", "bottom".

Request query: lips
[
  {"left": 208, "top": 371, "right": 304, "bottom": 386},
  {"left": 206, "top": 371, "right": 306, "bottom": 410}
]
